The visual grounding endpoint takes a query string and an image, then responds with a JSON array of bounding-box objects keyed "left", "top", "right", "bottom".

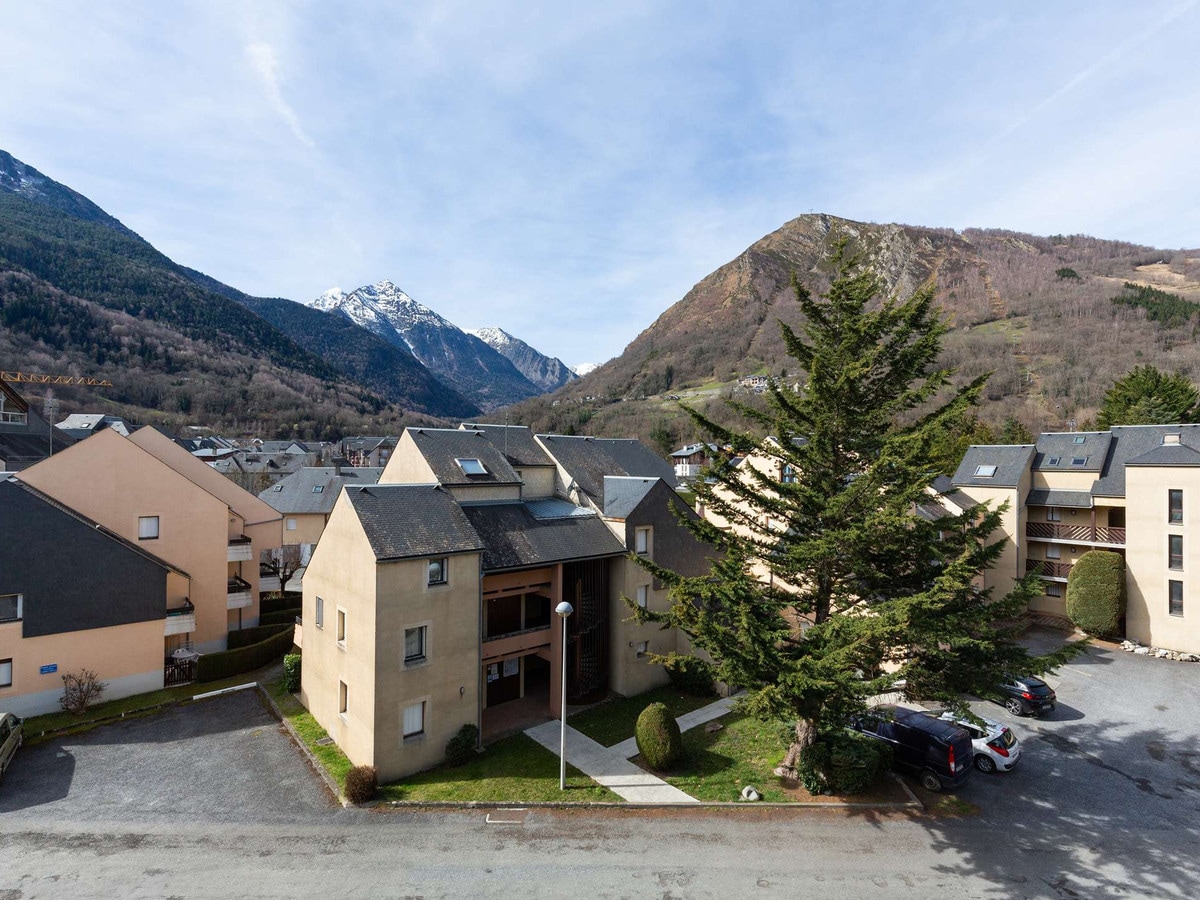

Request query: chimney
[{"left": 333, "top": 456, "right": 345, "bottom": 476}]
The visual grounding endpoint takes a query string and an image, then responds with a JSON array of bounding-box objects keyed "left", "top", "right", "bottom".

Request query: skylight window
[
  {"left": 1073, "top": 436, "right": 1086, "bottom": 444},
  {"left": 1047, "top": 456, "right": 1061, "bottom": 466},
  {"left": 456, "top": 457, "right": 488, "bottom": 476},
  {"left": 1164, "top": 434, "right": 1181, "bottom": 445},
  {"left": 272, "top": 485, "right": 283, "bottom": 492},
  {"left": 1070, "top": 457, "right": 1088, "bottom": 467},
  {"left": 974, "top": 465, "right": 998, "bottom": 478},
  {"left": 312, "top": 485, "right": 324, "bottom": 493}
]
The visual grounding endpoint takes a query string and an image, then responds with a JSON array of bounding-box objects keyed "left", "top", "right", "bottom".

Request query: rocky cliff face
[{"left": 467, "top": 326, "right": 577, "bottom": 393}]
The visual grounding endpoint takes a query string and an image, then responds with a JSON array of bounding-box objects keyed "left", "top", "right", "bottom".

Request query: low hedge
[
  {"left": 226, "top": 623, "right": 292, "bottom": 650},
  {"left": 197, "top": 627, "right": 296, "bottom": 682},
  {"left": 259, "top": 608, "right": 302, "bottom": 627},
  {"left": 798, "top": 730, "right": 893, "bottom": 795},
  {"left": 260, "top": 592, "right": 302, "bottom": 616}
]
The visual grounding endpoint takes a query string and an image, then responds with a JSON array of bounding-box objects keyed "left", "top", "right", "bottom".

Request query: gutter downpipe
[{"left": 477, "top": 559, "right": 485, "bottom": 750}]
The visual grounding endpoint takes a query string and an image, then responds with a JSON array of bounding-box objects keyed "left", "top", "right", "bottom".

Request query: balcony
[
  {"left": 227, "top": 535, "right": 254, "bottom": 562},
  {"left": 259, "top": 567, "right": 281, "bottom": 593},
  {"left": 1026, "top": 522, "right": 1125, "bottom": 547},
  {"left": 164, "top": 601, "right": 196, "bottom": 636},
  {"left": 227, "top": 575, "right": 253, "bottom": 609},
  {"left": 1026, "top": 558, "right": 1073, "bottom": 581},
  {"left": 482, "top": 624, "right": 552, "bottom": 662}
]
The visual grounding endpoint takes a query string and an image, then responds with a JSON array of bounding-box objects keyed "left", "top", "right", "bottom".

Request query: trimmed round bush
[
  {"left": 344, "top": 765, "right": 378, "bottom": 804},
  {"left": 1066, "top": 550, "right": 1126, "bottom": 638},
  {"left": 797, "top": 731, "right": 892, "bottom": 796},
  {"left": 282, "top": 653, "right": 302, "bottom": 693},
  {"left": 635, "top": 702, "right": 684, "bottom": 771},
  {"left": 661, "top": 653, "right": 717, "bottom": 696},
  {"left": 445, "top": 724, "right": 479, "bottom": 767}
]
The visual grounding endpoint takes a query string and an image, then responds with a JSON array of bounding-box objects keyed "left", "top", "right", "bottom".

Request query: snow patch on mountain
[
  {"left": 573, "top": 362, "right": 599, "bottom": 376},
  {"left": 469, "top": 327, "right": 577, "bottom": 393}
]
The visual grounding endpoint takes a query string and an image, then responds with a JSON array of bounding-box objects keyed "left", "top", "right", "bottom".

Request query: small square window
[
  {"left": 286, "top": 518, "right": 297, "bottom": 531},
  {"left": 0, "top": 658, "right": 12, "bottom": 688},
  {"left": 272, "top": 484, "right": 283, "bottom": 492},
  {"left": 635, "top": 641, "right": 649, "bottom": 659},
  {"left": 1169, "top": 580, "right": 1184, "bottom": 617},
  {"left": 312, "top": 485, "right": 324, "bottom": 493},
  {"left": 973, "top": 465, "right": 998, "bottom": 478},
  {"left": 339, "top": 680, "right": 348, "bottom": 715},
  {"left": 336, "top": 608, "right": 346, "bottom": 645},
  {"left": 636, "top": 585, "right": 649, "bottom": 609},
  {"left": 428, "top": 558, "right": 447, "bottom": 586},
  {"left": 1070, "top": 457, "right": 1088, "bottom": 467},
  {"left": 1046, "top": 507, "right": 1061, "bottom": 522},
  {"left": 404, "top": 626, "right": 427, "bottom": 664},
  {"left": 315, "top": 596, "right": 324, "bottom": 629},
  {"left": 403, "top": 700, "right": 426, "bottom": 738},
  {"left": 138, "top": 515, "right": 160, "bottom": 540},
  {"left": 1045, "top": 545, "right": 1061, "bottom": 560},
  {"left": 635, "top": 527, "right": 651, "bottom": 555},
  {"left": 0, "top": 593, "right": 21, "bottom": 623},
  {"left": 1047, "top": 456, "right": 1061, "bottom": 466},
  {"left": 1046, "top": 584, "right": 1063, "bottom": 598}
]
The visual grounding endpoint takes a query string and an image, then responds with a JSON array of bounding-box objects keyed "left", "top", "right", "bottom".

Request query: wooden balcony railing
[
  {"left": 1025, "top": 522, "right": 1125, "bottom": 545},
  {"left": 1026, "top": 558, "right": 1073, "bottom": 579}
]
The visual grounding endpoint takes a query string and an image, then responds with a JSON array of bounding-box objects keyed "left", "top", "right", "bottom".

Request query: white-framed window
[
  {"left": 1045, "top": 544, "right": 1061, "bottom": 560},
  {"left": 1046, "top": 583, "right": 1063, "bottom": 598},
  {"left": 339, "top": 680, "right": 348, "bottom": 715},
  {"left": 272, "top": 484, "right": 283, "bottom": 492},
  {"left": 138, "top": 515, "right": 160, "bottom": 540},
  {"left": 635, "top": 526, "right": 651, "bottom": 555},
  {"left": 336, "top": 608, "right": 347, "bottom": 646},
  {"left": 1046, "top": 507, "right": 1061, "bottom": 522},
  {"left": 286, "top": 518, "right": 297, "bottom": 531},
  {"left": 1047, "top": 456, "right": 1061, "bottom": 466},
  {"left": 403, "top": 700, "right": 426, "bottom": 739},
  {"left": 404, "top": 626, "right": 427, "bottom": 665},
  {"left": 973, "top": 465, "right": 998, "bottom": 478},
  {"left": 428, "top": 557, "right": 447, "bottom": 586},
  {"left": 0, "top": 593, "right": 21, "bottom": 623},
  {"left": 0, "top": 658, "right": 12, "bottom": 688},
  {"left": 1070, "top": 457, "right": 1088, "bottom": 467},
  {"left": 636, "top": 585, "right": 649, "bottom": 609},
  {"left": 455, "top": 458, "right": 487, "bottom": 476},
  {"left": 635, "top": 640, "right": 649, "bottom": 659},
  {"left": 315, "top": 596, "right": 324, "bottom": 629}
]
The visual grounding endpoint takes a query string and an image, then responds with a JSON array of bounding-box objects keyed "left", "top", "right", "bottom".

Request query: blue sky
[{"left": 3, "top": 1, "right": 1198, "bottom": 368}]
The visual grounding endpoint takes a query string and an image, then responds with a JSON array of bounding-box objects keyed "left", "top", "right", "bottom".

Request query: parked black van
[{"left": 849, "top": 705, "right": 974, "bottom": 792}]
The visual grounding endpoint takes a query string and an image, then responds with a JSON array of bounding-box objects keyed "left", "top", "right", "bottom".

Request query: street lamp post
[{"left": 555, "top": 600, "right": 574, "bottom": 791}]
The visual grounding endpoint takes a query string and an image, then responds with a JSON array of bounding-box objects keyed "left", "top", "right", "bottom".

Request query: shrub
[
  {"left": 660, "top": 653, "right": 716, "bottom": 696},
  {"left": 259, "top": 608, "right": 302, "bottom": 627},
  {"left": 445, "top": 724, "right": 479, "bottom": 766},
  {"left": 283, "top": 653, "right": 302, "bottom": 693},
  {"left": 260, "top": 592, "right": 302, "bottom": 616},
  {"left": 1066, "top": 550, "right": 1126, "bottom": 638},
  {"left": 797, "top": 730, "right": 892, "bottom": 795},
  {"left": 635, "top": 702, "right": 683, "bottom": 770},
  {"left": 344, "top": 765, "right": 378, "bottom": 804},
  {"left": 60, "top": 669, "right": 107, "bottom": 715},
  {"left": 196, "top": 627, "right": 296, "bottom": 682},
  {"left": 227, "top": 623, "right": 291, "bottom": 649}
]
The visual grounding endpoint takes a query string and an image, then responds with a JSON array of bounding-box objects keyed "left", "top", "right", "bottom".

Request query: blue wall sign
[{"left": 40, "top": 663, "right": 58, "bottom": 675}]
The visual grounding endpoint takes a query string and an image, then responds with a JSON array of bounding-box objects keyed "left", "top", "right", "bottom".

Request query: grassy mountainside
[{"left": 502, "top": 215, "right": 1200, "bottom": 449}]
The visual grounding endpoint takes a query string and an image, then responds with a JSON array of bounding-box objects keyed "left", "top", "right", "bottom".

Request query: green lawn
[
  {"left": 266, "top": 677, "right": 354, "bottom": 787},
  {"left": 661, "top": 713, "right": 792, "bottom": 802},
  {"left": 379, "top": 733, "right": 618, "bottom": 803},
  {"left": 567, "top": 686, "right": 717, "bottom": 747}
]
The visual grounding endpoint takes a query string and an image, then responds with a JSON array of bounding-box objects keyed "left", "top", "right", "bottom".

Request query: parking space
[{"left": 0, "top": 688, "right": 339, "bottom": 824}]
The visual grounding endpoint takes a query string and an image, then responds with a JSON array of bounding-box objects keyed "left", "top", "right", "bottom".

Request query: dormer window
[
  {"left": 456, "top": 458, "right": 488, "bottom": 476},
  {"left": 1070, "top": 457, "right": 1088, "bottom": 467},
  {"left": 1047, "top": 457, "right": 1061, "bottom": 466},
  {"left": 973, "top": 465, "right": 998, "bottom": 478}
]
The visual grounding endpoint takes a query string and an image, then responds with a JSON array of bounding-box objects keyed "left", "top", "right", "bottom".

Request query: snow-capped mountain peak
[
  {"left": 469, "top": 327, "right": 577, "bottom": 393},
  {"left": 573, "top": 362, "right": 599, "bottom": 376}
]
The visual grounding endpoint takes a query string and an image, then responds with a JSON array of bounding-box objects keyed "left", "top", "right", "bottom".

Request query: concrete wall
[
  {"left": 1125, "top": 466, "right": 1200, "bottom": 653},
  {"left": 283, "top": 513, "right": 327, "bottom": 547},
  {"left": 515, "top": 466, "right": 556, "bottom": 500},
  {"left": 955, "top": 480, "right": 1027, "bottom": 603},
  {"left": 379, "top": 434, "right": 437, "bottom": 484},
  {"left": 0, "top": 618, "right": 165, "bottom": 717}
]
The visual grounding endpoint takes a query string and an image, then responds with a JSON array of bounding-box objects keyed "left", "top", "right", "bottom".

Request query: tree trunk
[{"left": 774, "top": 717, "right": 817, "bottom": 781}]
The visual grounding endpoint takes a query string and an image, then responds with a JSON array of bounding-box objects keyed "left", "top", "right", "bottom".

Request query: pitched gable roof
[
  {"left": 602, "top": 476, "right": 660, "bottom": 519},
  {"left": 536, "top": 434, "right": 676, "bottom": 505},
  {"left": 406, "top": 427, "right": 521, "bottom": 486},
  {"left": 259, "top": 467, "right": 384, "bottom": 514},
  {"left": 459, "top": 423, "right": 554, "bottom": 467},
  {"left": 345, "top": 483, "right": 484, "bottom": 561},
  {"left": 951, "top": 445, "right": 1036, "bottom": 489},
  {"left": 459, "top": 501, "right": 625, "bottom": 571}
]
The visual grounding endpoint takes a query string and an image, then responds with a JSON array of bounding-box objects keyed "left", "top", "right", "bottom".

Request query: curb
[{"left": 256, "top": 683, "right": 349, "bottom": 807}]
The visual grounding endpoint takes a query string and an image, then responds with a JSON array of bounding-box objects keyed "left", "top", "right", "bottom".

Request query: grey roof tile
[
  {"left": 459, "top": 424, "right": 554, "bottom": 467},
  {"left": 602, "top": 476, "right": 660, "bottom": 519},
  {"left": 1032, "top": 432, "right": 1111, "bottom": 473},
  {"left": 1026, "top": 489, "right": 1094, "bottom": 508},
  {"left": 407, "top": 428, "right": 521, "bottom": 486},
  {"left": 346, "top": 484, "right": 484, "bottom": 561},
  {"left": 1091, "top": 424, "right": 1200, "bottom": 496},
  {"left": 460, "top": 501, "right": 626, "bottom": 572},
  {"left": 951, "top": 445, "right": 1036, "bottom": 489},
  {"left": 259, "top": 467, "right": 384, "bottom": 514},
  {"left": 536, "top": 434, "right": 676, "bottom": 504},
  {"left": 1126, "top": 443, "right": 1200, "bottom": 467}
]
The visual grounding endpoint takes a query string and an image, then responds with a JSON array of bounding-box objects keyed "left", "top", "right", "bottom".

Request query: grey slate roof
[
  {"left": 345, "top": 484, "right": 484, "bottom": 561},
  {"left": 407, "top": 428, "right": 521, "bottom": 486},
  {"left": 460, "top": 501, "right": 626, "bottom": 572},
  {"left": 1091, "top": 424, "right": 1200, "bottom": 496},
  {"left": 1032, "top": 432, "right": 1111, "bottom": 473},
  {"left": 951, "top": 445, "right": 1036, "bottom": 489},
  {"left": 1126, "top": 443, "right": 1200, "bottom": 467},
  {"left": 602, "top": 476, "right": 660, "bottom": 519},
  {"left": 1026, "top": 489, "right": 1094, "bottom": 509},
  {"left": 259, "top": 466, "right": 383, "bottom": 514},
  {"left": 459, "top": 424, "right": 554, "bottom": 468},
  {"left": 524, "top": 498, "right": 597, "bottom": 520},
  {"left": 536, "top": 434, "right": 677, "bottom": 505}
]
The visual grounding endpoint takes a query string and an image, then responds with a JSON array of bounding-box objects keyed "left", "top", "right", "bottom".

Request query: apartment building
[
  {"left": 952, "top": 424, "right": 1200, "bottom": 654},
  {"left": 259, "top": 463, "right": 383, "bottom": 563},
  {"left": 299, "top": 426, "right": 712, "bottom": 780}
]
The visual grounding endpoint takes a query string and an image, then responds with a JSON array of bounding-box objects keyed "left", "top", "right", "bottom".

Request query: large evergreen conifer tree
[{"left": 635, "top": 246, "right": 1080, "bottom": 778}]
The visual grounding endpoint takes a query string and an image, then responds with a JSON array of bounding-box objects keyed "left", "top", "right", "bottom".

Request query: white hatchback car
[{"left": 928, "top": 711, "right": 1021, "bottom": 773}]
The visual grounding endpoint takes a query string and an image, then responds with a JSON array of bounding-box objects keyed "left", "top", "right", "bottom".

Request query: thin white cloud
[{"left": 244, "top": 41, "right": 315, "bottom": 150}]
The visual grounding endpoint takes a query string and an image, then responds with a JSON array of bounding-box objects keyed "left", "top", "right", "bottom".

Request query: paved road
[{"left": 1, "top": 634, "right": 1198, "bottom": 898}]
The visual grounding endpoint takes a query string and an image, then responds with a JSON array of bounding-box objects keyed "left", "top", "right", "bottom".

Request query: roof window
[
  {"left": 1047, "top": 456, "right": 1061, "bottom": 466},
  {"left": 1164, "top": 434, "right": 1181, "bottom": 445},
  {"left": 1073, "top": 436, "right": 1086, "bottom": 444},
  {"left": 456, "top": 457, "right": 488, "bottom": 476},
  {"left": 1070, "top": 457, "right": 1088, "bottom": 467},
  {"left": 974, "top": 465, "right": 998, "bottom": 478},
  {"left": 272, "top": 485, "right": 283, "bottom": 492},
  {"left": 312, "top": 485, "right": 324, "bottom": 493}
]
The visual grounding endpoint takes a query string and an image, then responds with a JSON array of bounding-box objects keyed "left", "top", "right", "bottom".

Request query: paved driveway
[{"left": 0, "top": 688, "right": 340, "bottom": 824}]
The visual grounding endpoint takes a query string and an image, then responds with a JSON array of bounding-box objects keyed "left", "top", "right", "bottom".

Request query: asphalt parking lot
[{"left": 0, "top": 688, "right": 340, "bottom": 825}]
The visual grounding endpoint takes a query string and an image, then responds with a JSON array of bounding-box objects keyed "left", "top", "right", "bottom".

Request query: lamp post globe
[{"left": 555, "top": 600, "right": 574, "bottom": 790}]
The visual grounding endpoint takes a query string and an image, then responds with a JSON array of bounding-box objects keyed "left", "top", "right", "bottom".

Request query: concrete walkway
[
  {"left": 609, "top": 695, "right": 737, "bottom": 759},
  {"left": 525, "top": 720, "right": 698, "bottom": 803}
]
